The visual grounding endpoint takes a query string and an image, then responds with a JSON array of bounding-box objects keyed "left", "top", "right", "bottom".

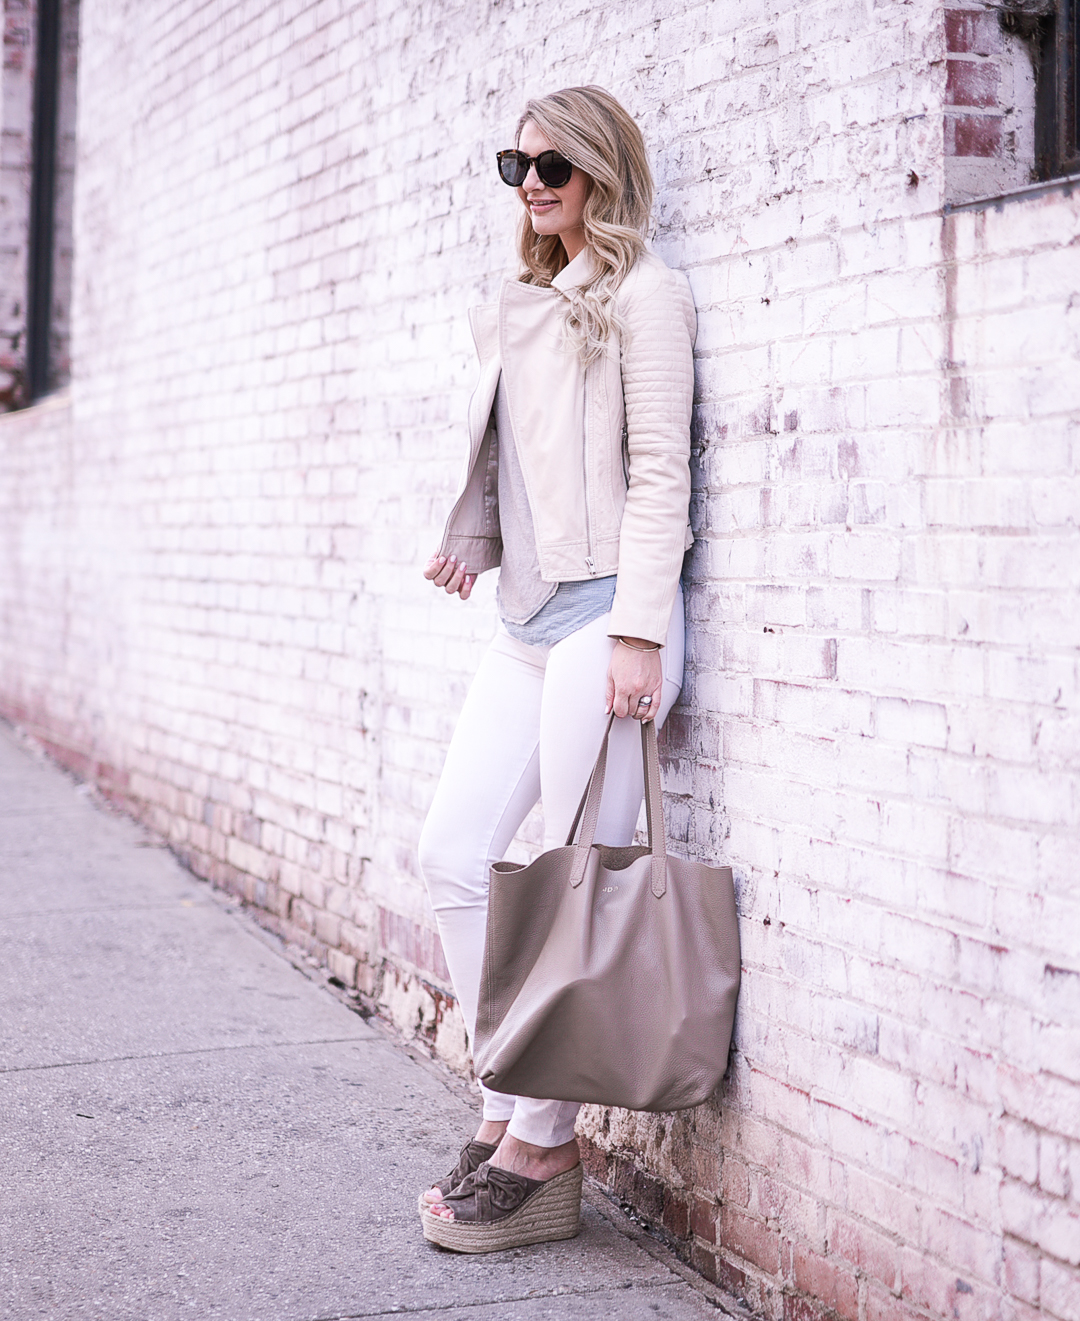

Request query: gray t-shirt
[{"left": 493, "top": 373, "right": 616, "bottom": 647}]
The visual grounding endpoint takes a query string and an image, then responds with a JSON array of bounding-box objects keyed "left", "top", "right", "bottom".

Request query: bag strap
[
  {"left": 566, "top": 714, "right": 668, "bottom": 896},
  {"left": 566, "top": 715, "right": 614, "bottom": 886},
  {"left": 641, "top": 719, "right": 668, "bottom": 898}
]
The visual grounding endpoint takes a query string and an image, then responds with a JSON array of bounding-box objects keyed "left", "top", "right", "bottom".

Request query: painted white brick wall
[{"left": 1, "top": 2, "right": 1077, "bottom": 1319}]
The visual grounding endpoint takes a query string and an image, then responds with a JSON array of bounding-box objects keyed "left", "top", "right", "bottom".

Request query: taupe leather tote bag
[{"left": 474, "top": 717, "right": 740, "bottom": 1112}]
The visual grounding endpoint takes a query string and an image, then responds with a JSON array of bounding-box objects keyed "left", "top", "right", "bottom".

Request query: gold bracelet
[{"left": 617, "top": 636, "right": 661, "bottom": 653}]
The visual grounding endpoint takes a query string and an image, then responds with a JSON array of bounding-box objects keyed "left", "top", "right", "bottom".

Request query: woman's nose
[{"left": 522, "top": 163, "right": 541, "bottom": 191}]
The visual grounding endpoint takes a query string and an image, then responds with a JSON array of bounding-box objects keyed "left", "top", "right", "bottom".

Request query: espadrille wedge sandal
[
  {"left": 416, "top": 1139, "right": 499, "bottom": 1214},
  {"left": 421, "top": 1160, "right": 582, "bottom": 1253}
]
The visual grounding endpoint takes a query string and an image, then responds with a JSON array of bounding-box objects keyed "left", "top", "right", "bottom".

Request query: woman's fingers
[
  {"left": 617, "top": 687, "right": 659, "bottom": 721},
  {"left": 635, "top": 679, "right": 663, "bottom": 722},
  {"left": 622, "top": 690, "right": 657, "bottom": 719},
  {"left": 423, "top": 554, "right": 473, "bottom": 597},
  {"left": 443, "top": 561, "right": 468, "bottom": 594}
]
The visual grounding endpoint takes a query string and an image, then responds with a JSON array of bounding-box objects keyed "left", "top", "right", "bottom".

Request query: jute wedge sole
[{"left": 421, "top": 1164, "right": 582, "bottom": 1254}]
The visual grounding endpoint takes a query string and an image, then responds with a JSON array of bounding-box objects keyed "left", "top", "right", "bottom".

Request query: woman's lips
[{"left": 529, "top": 199, "right": 558, "bottom": 212}]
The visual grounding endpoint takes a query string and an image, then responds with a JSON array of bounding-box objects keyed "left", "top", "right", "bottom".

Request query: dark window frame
[
  {"left": 26, "top": 0, "right": 64, "bottom": 402},
  {"left": 1026, "top": 0, "right": 1080, "bottom": 180}
]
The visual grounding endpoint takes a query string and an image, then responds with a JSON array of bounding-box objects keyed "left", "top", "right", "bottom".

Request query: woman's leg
[
  {"left": 423, "top": 593, "right": 686, "bottom": 1191},
  {"left": 504, "top": 589, "right": 685, "bottom": 1151},
  {"left": 417, "top": 627, "right": 549, "bottom": 1124}
]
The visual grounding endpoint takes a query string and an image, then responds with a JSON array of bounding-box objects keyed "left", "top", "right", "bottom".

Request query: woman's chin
[{"left": 530, "top": 218, "right": 563, "bottom": 239}]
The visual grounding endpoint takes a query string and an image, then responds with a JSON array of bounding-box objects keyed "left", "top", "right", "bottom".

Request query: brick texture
[
  {"left": 1, "top": 3, "right": 1078, "bottom": 1320},
  {"left": 943, "top": 2, "right": 1038, "bottom": 204}
]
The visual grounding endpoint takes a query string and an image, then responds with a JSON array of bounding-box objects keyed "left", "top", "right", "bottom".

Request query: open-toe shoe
[
  {"left": 416, "top": 1139, "right": 499, "bottom": 1214},
  {"left": 421, "top": 1160, "right": 582, "bottom": 1253}
]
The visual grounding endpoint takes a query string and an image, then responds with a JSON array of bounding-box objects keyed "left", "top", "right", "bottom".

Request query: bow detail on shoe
[
  {"left": 436, "top": 1139, "right": 498, "bottom": 1199},
  {"left": 440, "top": 1160, "right": 545, "bottom": 1224}
]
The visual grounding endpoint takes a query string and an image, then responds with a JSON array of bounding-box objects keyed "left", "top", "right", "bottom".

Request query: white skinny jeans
[{"left": 418, "top": 589, "right": 684, "bottom": 1148}]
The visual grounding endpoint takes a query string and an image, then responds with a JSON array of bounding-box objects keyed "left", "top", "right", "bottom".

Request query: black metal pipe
[
  {"left": 1034, "top": 0, "right": 1080, "bottom": 179},
  {"left": 26, "top": 0, "right": 62, "bottom": 401},
  {"left": 1067, "top": 0, "right": 1079, "bottom": 170}
]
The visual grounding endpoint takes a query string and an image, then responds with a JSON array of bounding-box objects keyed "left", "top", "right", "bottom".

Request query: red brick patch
[
  {"left": 784, "top": 1295, "right": 828, "bottom": 1321},
  {"left": 714, "top": 1254, "right": 747, "bottom": 1296},
  {"left": 865, "top": 1286, "right": 911, "bottom": 1321},
  {"left": 721, "top": 1206, "right": 782, "bottom": 1275},
  {"left": 613, "top": 1156, "right": 667, "bottom": 1223},
  {"left": 663, "top": 1188, "right": 690, "bottom": 1239},
  {"left": 898, "top": 1247, "right": 992, "bottom": 1321},
  {"left": 378, "top": 905, "right": 451, "bottom": 982},
  {"left": 692, "top": 1243, "right": 721, "bottom": 1285},
  {"left": 793, "top": 1245, "right": 860, "bottom": 1321},
  {"left": 828, "top": 1212, "right": 900, "bottom": 1292},
  {"left": 577, "top": 1133, "right": 611, "bottom": 1183},
  {"left": 691, "top": 1194, "right": 718, "bottom": 1244},
  {"left": 945, "top": 11, "right": 1001, "bottom": 55},
  {"left": 946, "top": 60, "right": 999, "bottom": 109},
  {"left": 945, "top": 115, "right": 1003, "bottom": 158},
  {"left": 723, "top": 1156, "right": 752, "bottom": 1207}
]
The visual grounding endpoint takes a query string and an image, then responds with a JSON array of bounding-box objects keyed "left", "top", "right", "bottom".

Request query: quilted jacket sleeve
[{"left": 608, "top": 257, "right": 697, "bottom": 645}]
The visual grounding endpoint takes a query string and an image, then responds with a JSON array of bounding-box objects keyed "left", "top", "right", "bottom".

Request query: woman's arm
[
  {"left": 605, "top": 260, "right": 696, "bottom": 718},
  {"left": 607, "top": 260, "right": 697, "bottom": 648}
]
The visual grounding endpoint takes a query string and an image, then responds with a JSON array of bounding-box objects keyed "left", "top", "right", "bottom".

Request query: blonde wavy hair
[{"left": 514, "top": 86, "right": 653, "bottom": 365}]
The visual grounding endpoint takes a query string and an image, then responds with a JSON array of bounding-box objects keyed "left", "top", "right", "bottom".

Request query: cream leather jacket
[{"left": 439, "top": 247, "right": 697, "bottom": 645}]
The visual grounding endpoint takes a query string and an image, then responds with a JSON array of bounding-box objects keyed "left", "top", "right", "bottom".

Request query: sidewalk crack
[
  {"left": 0, "top": 1035, "right": 376, "bottom": 1076},
  {"left": 303, "top": 1279, "right": 694, "bottom": 1319}
]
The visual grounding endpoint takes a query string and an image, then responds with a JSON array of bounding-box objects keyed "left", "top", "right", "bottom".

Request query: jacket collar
[
  {"left": 551, "top": 246, "right": 597, "bottom": 294},
  {"left": 473, "top": 247, "right": 596, "bottom": 365}
]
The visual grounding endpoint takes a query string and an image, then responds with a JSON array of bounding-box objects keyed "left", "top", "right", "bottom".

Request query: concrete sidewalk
[{"left": 0, "top": 723, "right": 728, "bottom": 1321}]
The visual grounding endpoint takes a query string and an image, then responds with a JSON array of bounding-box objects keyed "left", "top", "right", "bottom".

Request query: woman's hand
[
  {"left": 606, "top": 638, "right": 663, "bottom": 722},
  {"left": 423, "top": 552, "right": 475, "bottom": 600}
]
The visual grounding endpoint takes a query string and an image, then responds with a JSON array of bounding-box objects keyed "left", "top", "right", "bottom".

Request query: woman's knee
[{"left": 417, "top": 813, "right": 488, "bottom": 913}]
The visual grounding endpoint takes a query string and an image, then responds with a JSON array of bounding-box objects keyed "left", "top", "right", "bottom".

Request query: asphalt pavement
[{"left": 0, "top": 721, "right": 729, "bottom": 1321}]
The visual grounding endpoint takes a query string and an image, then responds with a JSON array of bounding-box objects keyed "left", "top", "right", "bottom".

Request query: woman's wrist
[{"left": 616, "top": 635, "right": 662, "bottom": 653}]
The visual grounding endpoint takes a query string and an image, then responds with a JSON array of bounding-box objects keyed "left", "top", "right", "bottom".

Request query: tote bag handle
[{"left": 566, "top": 716, "right": 668, "bottom": 898}]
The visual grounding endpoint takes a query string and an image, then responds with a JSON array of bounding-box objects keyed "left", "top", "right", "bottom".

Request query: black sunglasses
[{"left": 496, "top": 149, "right": 574, "bottom": 189}]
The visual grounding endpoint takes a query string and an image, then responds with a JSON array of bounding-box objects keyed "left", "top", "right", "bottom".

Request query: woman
[{"left": 417, "top": 85, "right": 696, "bottom": 1253}]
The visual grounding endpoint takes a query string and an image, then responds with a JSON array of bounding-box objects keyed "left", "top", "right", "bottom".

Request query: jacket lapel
[{"left": 467, "top": 303, "right": 501, "bottom": 452}]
